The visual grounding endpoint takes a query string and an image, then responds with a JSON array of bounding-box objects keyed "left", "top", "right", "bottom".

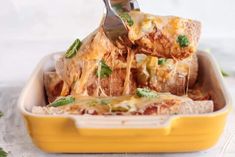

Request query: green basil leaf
[
  {"left": 221, "top": 69, "right": 229, "bottom": 77},
  {"left": 112, "top": 3, "right": 124, "bottom": 13},
  {"left": 0, "top": 148, "right": 8, "bottom": 157},
  {"left": 0, "top": 111, "right": 3, "bottom": 118},
  {"left": 65, "top": 39, "right": 82, "bottom": 58},
  {"left": 158, "top": 58, "right": 167, "bottom": 65},
  {"left": 96, "top": 60, "right": 112, "bottom": 78},
  {"left": 136, "top": 88, "right": 158, "bottom": 98},
  {"left": 120, "top": 12, "right": 134, "bottom": 27},
  {"left": 49, "top": 96, "right": 75, "bottom": 107},
  {"left": 177, "top": 35, "right": 189, "bottom": 48},
  {"left": 112, "top": 4, "right": 134, "bottom": 27}
]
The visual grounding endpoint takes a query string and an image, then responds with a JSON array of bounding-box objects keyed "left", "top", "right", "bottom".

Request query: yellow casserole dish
[{"left": 18, "top": 51, "right": 231, "bottom": 153}]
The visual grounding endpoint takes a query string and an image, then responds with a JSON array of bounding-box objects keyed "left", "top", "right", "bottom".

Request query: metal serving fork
[{"left": 102, "top": 0, "right": 140, "bottom": 44}]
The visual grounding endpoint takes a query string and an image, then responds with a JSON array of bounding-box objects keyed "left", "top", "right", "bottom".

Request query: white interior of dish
[{"left": 18, "top": 51, "right": 231, "bottom": 129}]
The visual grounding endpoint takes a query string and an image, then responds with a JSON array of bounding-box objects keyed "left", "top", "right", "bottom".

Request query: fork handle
[{"left": 103, "top": 0, "right": 113, "bottom": 14}]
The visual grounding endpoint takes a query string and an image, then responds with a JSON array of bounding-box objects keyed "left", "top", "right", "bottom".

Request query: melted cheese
[
  {"left": 51, "top": 12, "right": 200, "bottom": 115},
  {"left": 123, "top": 49, "right": 135, "bottom": 95},
  {"left": 73, "top": 60, "right": 98, "bottom": 96},
  {"left": 96, "top": 59, "right": 108, "bottom": 97},
  {"left": 163, "top": 17, "right": 180, "bottom": 38},
  {"left": 65, "top": 92, "right": 190, "bottom": 115},
  {"left": 128, "top": 11, "right": 182, "bottom": 43}
]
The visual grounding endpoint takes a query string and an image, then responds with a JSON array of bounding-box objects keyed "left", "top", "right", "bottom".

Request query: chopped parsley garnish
[
  {"left": 96, "top": 60, "right": 112, "bottom": 78},
  {"left": 112, "top": 3, "right": 124, "bottom": 12},
  {"left": 221, "top": 69, "right": 229, "bottom": 77},
  {"left": 120, "top": 12, "right": 134, "bottom": 27},
  {"left": 158, "top": 58, "right": 167, "bottom": 65},
  {"left": 65, "top": 39, "right": 82, "bottom": 58},
  {"left": 136, "top": 88, "right": 158, "bottom": 98},
  {"left": 0, "top": 148, "right": 8, "bottom": 157},
  {"left": 112, "top": 3, "right": 134, "bottom": 26},
  {"left": 177, "top": 35, "right": 189, "bottom": 48},
  {"left": 49, "top": 96, "right": 75, "bottom": 107},
  {"left": 0, "top": 111, "right": 3, "bottom": 118}
]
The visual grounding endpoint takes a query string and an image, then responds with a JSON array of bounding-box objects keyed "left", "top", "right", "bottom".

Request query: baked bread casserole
[{"left": 32, "top": 10, "right": 214, "bottom": 116}]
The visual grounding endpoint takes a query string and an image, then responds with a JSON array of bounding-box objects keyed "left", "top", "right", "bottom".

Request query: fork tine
[
  {"left": 102, "top": 0, "right": 140, "bottom": 45},
  {"left": 111, "top": 0, "right": 140, "bottom": 12},
  {"left": 102, "top": 0, "right": 128, "bottom": 44}
]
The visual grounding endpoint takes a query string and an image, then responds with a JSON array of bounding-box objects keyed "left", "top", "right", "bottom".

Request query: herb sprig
[
  {"left": 65, "top": 39, "right": 82, "bottom": 58},
  {"left": 96, "top": 60, "right": 112, "bottom": 78},
  {"left": 158, "top": 58, "right": 167, "bottom": 65},
  {"left": 177, "top": 35, "right": 189, "bottom": 48},
  {"left": 0, "top": 111, "right": 3, "bottom": 118},
  {"left": 136, "top": 88, "right": 158, "bottom": 98},
  {"left": 120, "top": 12, "right": 134, "bottom": 27},
  {"left": 221, "top": 69, "right": 229, "bottom": 77},
  {"left": 49, "top": 96, "right": 75, "bottom": 107},
  {"left": 112, "top": 4, "right": 134, "bottom": 27},
  {"left": 0, "top": 148, "right": 8, "bottom": 157}
]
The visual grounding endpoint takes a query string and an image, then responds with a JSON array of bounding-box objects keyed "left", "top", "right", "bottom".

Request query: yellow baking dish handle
[{"left": 69, "top": 115, "right": 176, "bottom": 136}]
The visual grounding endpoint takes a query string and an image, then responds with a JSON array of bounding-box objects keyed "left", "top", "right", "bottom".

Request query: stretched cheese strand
[
  {"left": 97, "top": 60, "right": 108, "bottom": 97},
  {"left": 109, "top": 51, "right": 116, "bottom": 96},
  {"left": 123, "top": 49, "right": 135, "bottom": 95},
  {"left": 73, "top": 60, "right": 98, "bottom": 96}
]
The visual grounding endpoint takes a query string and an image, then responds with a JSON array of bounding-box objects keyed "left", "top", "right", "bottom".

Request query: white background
[{"left": 0, "top": 0, "right": 235, "bottom": 84}]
